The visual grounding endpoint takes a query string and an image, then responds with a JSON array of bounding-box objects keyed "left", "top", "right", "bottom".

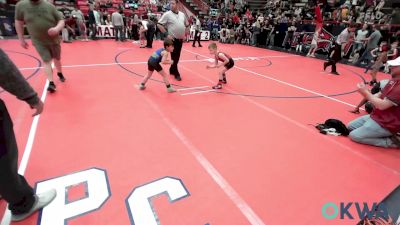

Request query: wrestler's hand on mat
[
  {"left": 349, "top": 108, "right": 360, "bottom": 114},
  {"left": 48, "top": 27, "right": 60, "bottom": 37},
  {"left": 20, "top": 39, "right": 29, "bottom": 49},
  {"left": 207, "top": 65, "right": 217, "bottom": 69},
  {"left": 31, "top": 100, "right": 44, "bottom": 117}
]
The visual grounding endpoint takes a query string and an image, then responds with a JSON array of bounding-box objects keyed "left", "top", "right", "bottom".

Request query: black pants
[
  {"left": 192, "top": 30, "right": 201, "bottom": 46},
  {"left": 0, "top": 99, "right": 35, "bottom": 215},
  {"left": 88, "top": 23, "right": 97, "bottom": 39},
  {"left": 170, "top": 39, "right": 183, "bottom": 77},
  {"left": 325, "top": 44, "right": 342, "bottom": 73},
  {"left": 146, "top": 29, "right": 155, "bottom": 48},
  {"left": 131, "top": 24, "right": 139, "bottom": 40}
]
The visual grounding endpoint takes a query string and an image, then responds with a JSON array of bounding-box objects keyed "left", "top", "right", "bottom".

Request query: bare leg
[
  {"left": 141, "top": 70, "right": 154, "bottom": 85},
  {"left": 213, "top": 68, "right": 228, "bottom": 89},
  {"left": 53, "top": 59, "right": 62, "bottom": 73},
  {"left": 369, "top": 58, "right": 382, "bottom": 84},
  {"left": 159, "top": 70, "right": 175, "bottom": 92},
  {"left": 307, "top": 47, "right": 313, "bottom": 56},
  {"left": 349, "top": 98, "right": 368, "bottom": 114},
  {"left": 43, "top": 61, "right": 54, "bottom": 82},
  {"left": 159, "top": 70, "right": 171, "bottom": 86},
  {"left": 311, "top": 47, "right": 317, "bottom": 56},
  {"left": 219, "top": 68, "right": 228, "bottom": 81},
  {"left": 82, "top": 24, "right": 89, "bottom": 41},
  {"left": 370, "top": 69, "right": 378, "bottom": 82}
]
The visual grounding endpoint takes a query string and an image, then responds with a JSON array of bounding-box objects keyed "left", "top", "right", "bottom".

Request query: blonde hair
[{"left": 208, "top": 43, "right": 218, "bottom": 50}]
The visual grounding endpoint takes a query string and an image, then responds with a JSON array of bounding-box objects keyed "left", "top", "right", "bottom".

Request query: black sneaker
[
  {"left": 58, "top": 73, "right": 66, "bottom": 82},
  {"left": 323, "top": 62, "right": 328, "bottom": 71},
  {"left": 222, "top": 74, "right": 227, "bottom": 84},
  {"left": 390, "top": 135, "right": 400, "bottom": 148},
  {"left": 369, "top": 79, "right": 377, "bottom": 86},
  {"left": 212, "top": 83, "right": 222, "bottom": 89},
  {"left": 331, "top": 71, "right": 340, "bottom": 75},
  {"left": 47, "top": 82, "right": 56, "bottom": 93},
  {"left": 175, "top": 75, "right": 182, "bottom": 81}
]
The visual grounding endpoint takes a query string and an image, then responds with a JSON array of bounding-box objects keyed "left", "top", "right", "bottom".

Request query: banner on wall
[
  {"left": 96, "top": 25, "right": 210, "bottom": 41},
  {"left": 96, "top": 25, "right": 128, "bottom": 38},
  {"left": 290, "top": 28, "right": 335, "bottom": 52},
  {"left": 188, "top": 28, "right": 210, "bottom": 41}
]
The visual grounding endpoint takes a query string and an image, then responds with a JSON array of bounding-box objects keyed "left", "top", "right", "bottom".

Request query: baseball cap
[{"left": 387, "top": 56, "right": 400, "bottom": 67}]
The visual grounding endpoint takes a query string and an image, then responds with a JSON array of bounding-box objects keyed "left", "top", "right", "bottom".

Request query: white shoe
[
  {"left": 136, "top": 84, "right": 146, "bottom": 90},
  {"left": 11, "top": 189, "right": 57, "bottom": 222}
]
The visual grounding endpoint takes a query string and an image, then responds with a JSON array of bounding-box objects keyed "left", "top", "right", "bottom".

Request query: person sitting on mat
[
  {"left": 347, "top": 56, "right": 400, "bottom": 148},
  {"left": 206, "top": 43, "right": 235, "bottom": 89},
  {"left": 137, "top": 39, "right": 176, "bottom": 93}
]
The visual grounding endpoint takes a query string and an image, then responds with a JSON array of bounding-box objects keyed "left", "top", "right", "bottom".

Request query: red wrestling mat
[{"left": 0, "top": 39, "right": 399, "bottom": 225}]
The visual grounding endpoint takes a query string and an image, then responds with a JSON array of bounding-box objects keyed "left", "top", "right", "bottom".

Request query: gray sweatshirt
[
  {"left": 112, "top": 12, "right": 124, "bottom": 27},
  {"left": 0, "top": 48, "right": 39, "bottom": 106}
]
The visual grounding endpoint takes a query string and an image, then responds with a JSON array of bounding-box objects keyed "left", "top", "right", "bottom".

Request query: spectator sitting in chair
[{"left": 347, "top": 56, "right": 400, "bottom": 148}]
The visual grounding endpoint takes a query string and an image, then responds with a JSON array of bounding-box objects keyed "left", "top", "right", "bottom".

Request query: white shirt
[
  {"left": 142, "top": 20, "right": 148, "bottom": 30},
  {"left": 355, "top": 29, "right": 368, "bottom": 43},
  {"left": 311, "top": 31, "right": 319, "bottom": 45},
  {"left": 336, "top": 28, "right": 350, "bottom": 44},
  {"left": 94, "top": 10, "right": 101, "bottom": 25},
  {"left": 158, "top": 10, "right": 187, "bottom": 39},
  {"left": 71, "top": 9, "right": 84, "bottom": 22},
  {"left": 195, "top": 18, "right": 201, "bottom": 30}
]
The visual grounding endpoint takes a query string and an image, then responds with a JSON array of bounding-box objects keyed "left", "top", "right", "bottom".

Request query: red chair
[
  {"left": 151, "top": 4, "right": 157, "bottom": 12},
  {"left": 77, "top": 1, "right": 88, "bottom": 6},
  {"left": 107, "top": 8, "right": 117, "bottom": 14},
  {"left": 124, "top": 9, "right": 132, "bottom": 16},
  {"left": 80, "top": 8, "right": 89, "bottom": 15}
]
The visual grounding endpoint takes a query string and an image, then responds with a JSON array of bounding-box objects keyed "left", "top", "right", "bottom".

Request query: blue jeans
[
  {"left": 348, "top": 115, "right": 395, "bottom": 148},
  {"left": 114, "top": 26, "right": 124, "bottom": 41},
  {"left": 355, "top": 48, "right": 373, "bottom": 66},
  {"left": 351, "top": 42, "right": 363, "bottom": 55}
]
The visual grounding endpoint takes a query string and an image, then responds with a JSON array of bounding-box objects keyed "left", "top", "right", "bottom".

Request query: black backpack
[{"left": 315, "top": 119, "right": 350, "bottom": 136}]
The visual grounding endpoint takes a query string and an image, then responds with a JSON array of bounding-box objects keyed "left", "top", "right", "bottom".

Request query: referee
[{"left": 157, "top": 0, "right": 189, "bottom": 81}]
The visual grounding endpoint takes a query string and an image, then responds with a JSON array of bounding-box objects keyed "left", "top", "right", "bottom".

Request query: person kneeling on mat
[
  {"left": 136, "top": 39, "right": 176, "bottom": 93},
  {"left": 347, "top": 56, "right": 400, "bottom": 148}
]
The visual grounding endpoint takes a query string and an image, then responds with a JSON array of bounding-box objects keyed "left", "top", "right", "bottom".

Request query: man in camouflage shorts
[{"left": 15, "top": 0, "right": 67, "bottom": 93}]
